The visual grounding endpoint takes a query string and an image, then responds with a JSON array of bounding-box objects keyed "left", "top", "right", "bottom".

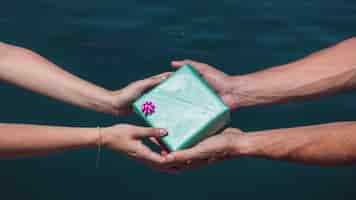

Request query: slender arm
[
  {"left": 231, "top": 37, "right": 356, "bottom": 108},
  {"left": 0, "top": 123, "right": 97, "bottom": 159},
  {"left": 0, "top": 42, "right": 117, "bottom": 115},
  {"left": 233, "top": 122, "right": 356, "bottom": 165}
]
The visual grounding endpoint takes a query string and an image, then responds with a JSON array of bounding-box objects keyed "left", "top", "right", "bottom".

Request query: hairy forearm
[
  {"left": 0, "top": 42, "right": 117, "bottom": 115},
  {"left": 0, "top": 123, "right": 98, "bottom": 159},
  {"left": 230, "top": 37, "right": 356, "bottom": 108},
  {"left": 235, "top": 122, "right": 356, "bottom": 165}
]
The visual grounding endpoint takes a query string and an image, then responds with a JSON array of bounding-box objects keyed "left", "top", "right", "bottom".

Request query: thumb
[
  {"left": 150, "top": 137, "right": 170, "bottom": 155},
  {"left": 133, "top": 72, "right": 171, "bottom": 92},
  {"left": 133, "top": 127, "right": 168, "bottom": 138},
  {"left": 171, "top": 59, "right": 202, "bottom": 69},
  {"left": 171, "top": 59, "right": 228, "bottom": 78}
]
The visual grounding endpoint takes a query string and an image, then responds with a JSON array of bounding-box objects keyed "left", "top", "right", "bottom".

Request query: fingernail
[
  {"left": 160, "top": 75, "right": 169, "bottom": 81},
  {"left": 166, "top": 154, "right": 175, "bottom": 161},
  {"left": 159, "top": 129, "right": 168, "bottom": 136}
]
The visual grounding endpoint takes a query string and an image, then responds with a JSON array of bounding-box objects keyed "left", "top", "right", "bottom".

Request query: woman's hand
[
  {"left": 101, "top": 124, "right": 173, "bottom": 168},
  {"left": 109, "top": 72, "right": 171, "bottom": 116}
]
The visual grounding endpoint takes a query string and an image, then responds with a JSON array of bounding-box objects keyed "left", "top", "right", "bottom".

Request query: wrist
[
  {"left": 227, "top": 75, "right": 253, "bottom": 109},
  {"left": 98, "top": 126, "right": 113, "bottom": 147},
  {"left": 230, "top": 132, "right": 257, "bottom": 157},
  {"left": 221, "top": 128, "right": 251, "bottom": 157},
  {"left": 85, "top": 126, "right": 113, "bottom": 149},
  {"left": 107, "top": 91, "right": 121, "bottom": 116},
  {"left": 78, "top": 127, "right": 101, "bottom": 148},
  {"left": 94, "top": 90, "right": 121, "bottom": 116}
]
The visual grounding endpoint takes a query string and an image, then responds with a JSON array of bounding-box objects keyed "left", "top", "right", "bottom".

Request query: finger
[
  {"left": 152, "top": 72, "right": 172, "bottom": 79},
  {"left": 162, "top": 149, "right": 193, "bottom": 164},
  {"left": 134, "top": 72, "right": 171, "bottom": 91},
  {"left": 170, "top": 59, "right": 221, "bottom": 74},
  {"left": 183, "top": 160, "right": 210, "bottom": 171},
  {"left": 136, "top": 144, "right": 168, "bottom": 165},
  {"left": 161, "top": 151, "right": 169, "bottom": 156},
  {"left": 149, "top": 137, "right": 160, "bottom": 146},
  {"left": 171, "top": 60, "right": 228, "bottom": 80},
  {"left": 149, "top": 137, "right": 169, "bottom": 155},
  {"left": 171, "top": 59, "right": 204, "bottom": 68},
  {"left": 170, "top": 146, "right": 205, "bottom": 162},
  {"left": 132, "top": 127, "right": 168, "bottom": 138},
  {"left": 171, "top": 155, "right": 215, "bottom": 171}
]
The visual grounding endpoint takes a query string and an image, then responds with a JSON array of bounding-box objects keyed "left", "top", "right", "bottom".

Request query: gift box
[{"left": 133, "top": 64, "right": 230, "bottom": 151}]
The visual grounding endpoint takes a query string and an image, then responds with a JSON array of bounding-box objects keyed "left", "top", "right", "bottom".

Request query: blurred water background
[{"left": 0, "top": 1, "right": 356, "bottom": 199}]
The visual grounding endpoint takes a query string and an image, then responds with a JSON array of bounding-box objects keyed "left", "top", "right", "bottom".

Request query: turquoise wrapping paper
[{"left": 133, "top": 64, "right": 230, "bottom": 151}]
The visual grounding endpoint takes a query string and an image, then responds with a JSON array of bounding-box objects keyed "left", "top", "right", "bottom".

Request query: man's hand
[
  {"left": 161, "top": 122, "right": 356, "bottom": 170},
  {"left": 164, "top": 128, "right": 245, "bottom": 171},
  {"left": 171, "top": 38, "right": 356, "bottom": 109},
  {"left": 171, "top": 60, "right": 238, "bottom": 109},
  {"left": 109, "top": 72, "right": 171, "bottom": 116}
]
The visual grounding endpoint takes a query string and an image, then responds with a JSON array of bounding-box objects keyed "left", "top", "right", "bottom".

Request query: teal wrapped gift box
[{"left": 133, "top": 64, "right": 230, "bottom": 151}]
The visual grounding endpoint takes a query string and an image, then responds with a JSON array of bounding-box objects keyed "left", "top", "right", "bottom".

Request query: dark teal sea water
[{"left": 1, "top": 1, "right": 356, "bottom": 199}]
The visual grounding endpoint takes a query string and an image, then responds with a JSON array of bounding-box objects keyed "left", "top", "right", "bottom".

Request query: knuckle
[
  {"left": 156, "top": 158, "right": 165, "bottom": 164},
  {"left": 128, "top": 81, "right": 141, "bottom": 89},
  {"left": 135, "top": 80, "right": 147, "bottom": 88},
  {"left": 128, "top": 150, "right": 138, "bottom": 158},
  {"left": 150, "top": 128, "right": 160, "bottom": 134},
  {"left": 225, "top": 127, "right": 234, "bottom": 132},
  {"left": 116, "top": 123, "right": 131, "bottom": 129},
  {"left": 176, "top": 156, "right": 186, "bottom": 162}
]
